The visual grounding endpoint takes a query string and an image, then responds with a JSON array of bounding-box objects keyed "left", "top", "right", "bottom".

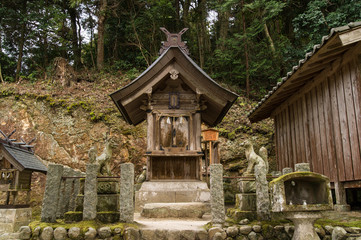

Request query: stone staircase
[{"left": 135, "top": 181, "right": 211, "bottom": 219}]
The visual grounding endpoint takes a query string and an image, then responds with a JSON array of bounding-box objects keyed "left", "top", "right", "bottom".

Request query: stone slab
[
  {"left": 135, "top": 181, "right": 210, "bottom": 212},
  {"left": 141, "top": 202, "right": 210, "bottom": 218},
  {"left": 235, "top": 193, "right": 256, "bottom": 211},
  {"left": 210, "top": 164, "right": 225, "bottom": 225},
  {"left": 0, "top": 208, "right": 31, "bottom": 233},
  {"left": 119, "top": 163, "right": 134, "bottom": 223}
]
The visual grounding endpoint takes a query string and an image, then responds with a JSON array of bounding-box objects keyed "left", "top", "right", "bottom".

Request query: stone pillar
[
  {"left": 83, "top": 164, "right": 99, "bottom": 220},
  {"left": 255, "top": 162, "right": 270, "bottom": 221},
  {"left": 295, "top": 163, "right": 310, "bottom": 172},
  {"left": 282, "top": 167, "right": 293, "bottom": 175},
  {"left": 56, "top": 167, "right": 72, "bottom": 218},
  {"left": 210, "top": 164, "right": 225, "bottom": 226},
  {"left": 119, "top": 163, "right": 134, "bottom": 222},
  {"left": 41, "top": 164, "right": 64, "bottom": 222}
]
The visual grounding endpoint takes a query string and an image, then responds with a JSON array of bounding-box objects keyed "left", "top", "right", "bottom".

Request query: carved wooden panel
[{"left": 150, "top": 156, "right": 198, "bottom": 180}]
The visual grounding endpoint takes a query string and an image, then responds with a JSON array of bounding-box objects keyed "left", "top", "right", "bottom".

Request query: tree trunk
[
  {"left": 264, "top": 22, "right": 276, "bottom": 56},
  {"left": 182, "top": 0, "right": 190, "bottom": 27},
  {"left": 15, "top": 1, "right": 27, "bottom": 82},
  {"left": 68, "top": 6, "right": 81, "bottom": 69},
  {"left": 241, "top": 0, "right": 250, "bottom": 99},
  {"left": 197, "top": 0, "right": 207, "bottom": 68},
  {"left": 97, "top": 0, "right": 107, "bottom": 70},
  {"left": 218, "top": 3, "right": 229, "bottom": 50}
]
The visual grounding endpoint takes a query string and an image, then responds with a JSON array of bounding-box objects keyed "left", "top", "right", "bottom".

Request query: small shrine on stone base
[{"left": 110, "top": 28, "right": 238, "bottom": 217}]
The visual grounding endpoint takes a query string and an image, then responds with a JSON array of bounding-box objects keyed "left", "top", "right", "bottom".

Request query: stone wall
[{"left": 4, "top": 223, "right": 360, "bottom": 240}]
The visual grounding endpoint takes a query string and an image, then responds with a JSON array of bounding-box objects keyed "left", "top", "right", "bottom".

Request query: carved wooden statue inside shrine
[{"left": 111, "top": 28, "right": 238, "bottom": 181}]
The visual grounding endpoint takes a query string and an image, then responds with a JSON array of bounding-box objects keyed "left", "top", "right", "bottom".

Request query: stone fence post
[
  {"left": 210, "top": 164, "right": 225, "bottom": 226},
  {"left": 83, "top": 164, "right": 99, "bottom": 220},
  {"left": 119, "top": 163, "right": 134, "bottom": 223},
  {"left": 41, "top": 164, "right": 64, "bottom": 223}
]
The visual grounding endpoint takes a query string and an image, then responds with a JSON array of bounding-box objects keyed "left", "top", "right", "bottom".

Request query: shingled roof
[
  {"left": 0, "top": 139, "right": 47, "bottom": 173},
  {"left": 248, "top": 21, "right": 361, "bottom": 122},
  {"left": 110, "top": 46, "right": 238, "bottom": 127}
]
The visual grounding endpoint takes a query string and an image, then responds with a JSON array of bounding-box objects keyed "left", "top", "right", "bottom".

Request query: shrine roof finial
[{"left": 159, "top": 27, "right": 189, "bottom": 55}]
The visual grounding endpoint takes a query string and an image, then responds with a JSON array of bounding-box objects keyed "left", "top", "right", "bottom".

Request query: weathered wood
[
  {"left": 289, "top": 103, "right": 297, "bottom": 167},
  {"left": 311, "top": 88, "right": 323, "bottom": 174},
  {"left": 336, "top": 68, "right": 354, "bottom": 180},
  {"left": 274, "top": 114, "right": 280, "bottom": 170},
  {"left": 147, "top": 113, "right": 154, "bottom": 151},
  {"left": 334, "top": 182, "right": 347, "bottom": 205},
  {"left": 281, "top": 110, "right": 288, "bottom": 168},
  {"left": 329, "top": 74, "right": 346, "bottom": 181},
  {"left": 285, "top": 107, "right": 293, "bottom": 168},
  {"left": 317, "top": 83, "right": 328, "bottom": 176},
  {"left": 297, "top": 99, "right": 306, "bottom": 163},
  {"left": 339, "top": 28, "right": 361, "bottom": 46},
  {"left": 301, "top": 95, "right": 311, "bottom": 165},
  {"left": 322, "top": 78, "right": 337, "bottom": 182},
  {"left": 342, "top": 62, "right": 361, "bottom": 179},
  {"left": 306, "top": 91, "right": 316, "bottom": 171},
  {"left": 351, "top": 57, "right": 361, "bottom": 180}
]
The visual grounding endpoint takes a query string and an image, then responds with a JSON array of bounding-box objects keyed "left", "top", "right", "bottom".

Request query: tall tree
[
  {"left": 97, "top": 0, "right": 107, "bottom": 70},
  {"left": 15, "top": 0, "right": 28, "bottom": 82}
]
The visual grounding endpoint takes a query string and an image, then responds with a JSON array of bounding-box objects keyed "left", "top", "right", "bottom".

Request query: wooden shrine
[
  {"left": 248, "top": 22, "right": 361, "bottom": 209},
  {"left": 0, "top": 129, "right": 47, "bottom": 207},
  {"left": 111, "top": 28, "right": 238, "bottom": 181}
]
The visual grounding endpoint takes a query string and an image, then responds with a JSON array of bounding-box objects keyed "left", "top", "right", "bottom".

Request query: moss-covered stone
[
  {"left": 64, "top": 211, "right": 83, "bottom": 223},
  {"left": 96, "top": 211, "right": 119, "bottom": 223},
  {"left": 226, "top": 208, "right": 257, "bottom": 222}
]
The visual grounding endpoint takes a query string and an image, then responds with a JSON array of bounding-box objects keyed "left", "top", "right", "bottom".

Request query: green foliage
[{"left": 1, "top": 0, "right": 361, "bottom": 99}]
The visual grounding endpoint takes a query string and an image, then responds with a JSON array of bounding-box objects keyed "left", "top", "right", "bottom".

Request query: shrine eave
[{"left": 110, "top": 46, "right": 238, "bottom": 127}]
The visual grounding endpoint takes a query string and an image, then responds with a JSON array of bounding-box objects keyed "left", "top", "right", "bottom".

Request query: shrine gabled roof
[
  {"left": 110, "top": 46, "right": 238, "bottom": 127},
  {"left": 248, "top": 21, "right": 361, "bottom": 123},
  {"left": 0, "top": 141, "right": 47, "bottom": 173}
]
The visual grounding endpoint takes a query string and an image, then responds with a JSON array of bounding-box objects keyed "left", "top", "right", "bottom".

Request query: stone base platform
[
  {"left": 141, "top": 202, "right": 210, "bottom": 218},
  {"left": 235, "top": 193, "right": 256, "bottom": 211},
  {"left": 0, "top": 208, "right": 31, "bottom": 233},
  {"left": 135, "top": 181, "right": 210, "bottom": 212}
]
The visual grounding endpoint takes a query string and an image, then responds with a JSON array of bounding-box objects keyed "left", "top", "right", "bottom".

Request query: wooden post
[{"left": 334, "top": 182, "right": 351, "bottom": 211}]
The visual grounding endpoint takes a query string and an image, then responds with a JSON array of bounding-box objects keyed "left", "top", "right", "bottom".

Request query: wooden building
[
  {"left": 111, "top": 28, "right": 238, "bottom": 181},
  {"left": 248, "top": 22, "right": 361, "bottom": 209},
  {"left": 0, "top": 131, "right": 47, "bottom": 207}
]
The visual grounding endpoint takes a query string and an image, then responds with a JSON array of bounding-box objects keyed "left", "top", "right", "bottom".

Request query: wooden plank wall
[{"left": 275, "top": 58, "right": 361, "bottom": 182}]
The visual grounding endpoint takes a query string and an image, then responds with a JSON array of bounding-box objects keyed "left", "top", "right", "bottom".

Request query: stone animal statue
[
  {"left": 243, "top": 140, "right": 269, "bottom": 174},
  {"left": 88, "top": 139, "right": 113, "bottom": 176},
  {"left": 136, "top": 166, "right": 147, "bottom": 183}
]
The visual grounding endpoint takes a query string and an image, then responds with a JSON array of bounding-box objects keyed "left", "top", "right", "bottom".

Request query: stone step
[
  {"left": 135, "top": 181, "right": 210, "bottom": 212},
  {"left": 141, "top": 202, "right": 210, "bottom": 219}
]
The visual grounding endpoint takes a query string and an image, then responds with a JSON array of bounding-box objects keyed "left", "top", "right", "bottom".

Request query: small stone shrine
[
  {"left": 0, "top": 129, "right": 47, "bottom": 232},
  {"left": 110, "top": 28, "right": 238, "bottom": 217}
]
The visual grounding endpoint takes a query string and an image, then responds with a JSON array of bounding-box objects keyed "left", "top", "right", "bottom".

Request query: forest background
[{"left": 1, "top": 0, "right": 361, "bottom": 99}]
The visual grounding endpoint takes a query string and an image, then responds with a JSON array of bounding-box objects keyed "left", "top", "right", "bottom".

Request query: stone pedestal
[
  {"left": 0, "top": 208, "right": 31, "bottom": 233},
  {"left": 141, "top": 202, "right": 210, "bottom": 218},
  {"left": 285, "top": 211, "right": 321, "bottom": 240},
  {"left": 135, "top": 181, "right": 210, "bottom": 212},
  {"left": 235, "top": 193, "right": 256, "bottom": 211}
]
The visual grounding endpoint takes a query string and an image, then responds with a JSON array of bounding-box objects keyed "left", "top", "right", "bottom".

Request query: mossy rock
[
  {"left": 96, "top": 212, "right": 119, "bottom": 223},
  {"left": 64, "top": 211, "right": 83, "bottom": 223},
  {"left": 262, "top": 224, "right": 275, "bottom": 239},
  {"left": 226, "top": 208, "right": 257, "bottom": 221}
]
